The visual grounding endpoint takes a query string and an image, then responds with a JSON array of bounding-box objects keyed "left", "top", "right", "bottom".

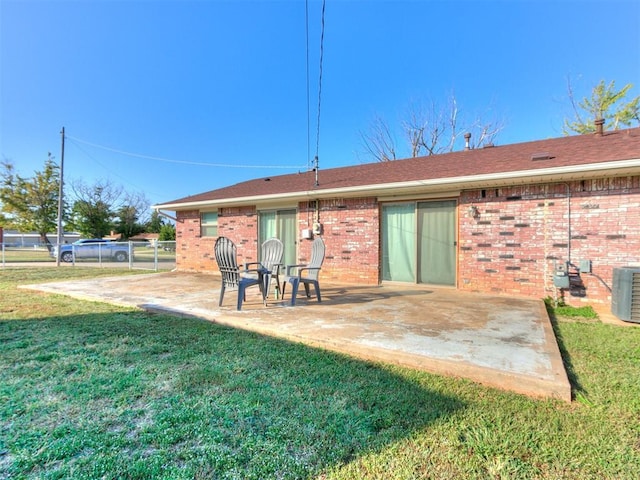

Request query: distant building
[{"left": 1, "top": 230, "right": 81, "bottom": 247}]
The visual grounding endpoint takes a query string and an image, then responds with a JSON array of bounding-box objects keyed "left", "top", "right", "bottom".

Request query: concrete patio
[{"left": 24, "top": 271, "right": 572, "bottom": 402}]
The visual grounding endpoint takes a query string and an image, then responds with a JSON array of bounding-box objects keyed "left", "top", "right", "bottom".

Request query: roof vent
[
  {"left": 531, "top": 152, "right": 552, "bottom": 161},
  {"left": 464, "top": 132, "right": 471, "bottom": 151}
]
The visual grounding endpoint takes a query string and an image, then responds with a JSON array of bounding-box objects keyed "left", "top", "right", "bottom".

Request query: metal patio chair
[
  {"left": 244, "top": 237, "right": 284, "bottom": 301},
  {"left": 281, "top": 236, "right": 325, "bottom": 306},
  {"left": 214, "top": 236, "right": 265, "bottom": 311}
]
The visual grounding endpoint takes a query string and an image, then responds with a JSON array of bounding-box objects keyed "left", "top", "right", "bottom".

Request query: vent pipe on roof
[
  {"left": 595, "top": 118, "right": 605, "bottom": 136},
  {"left": 464, "top": 132, "right": 471, "bottom": 150}
]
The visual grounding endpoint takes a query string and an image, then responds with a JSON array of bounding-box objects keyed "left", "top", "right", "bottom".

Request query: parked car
[{"left": 51, "top": 239, "right": 130, "bottom": 263}]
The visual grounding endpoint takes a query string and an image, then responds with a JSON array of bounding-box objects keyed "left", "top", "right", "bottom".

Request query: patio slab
[{"left": 23, "top": 271, "right": 571, "bottom": 402}]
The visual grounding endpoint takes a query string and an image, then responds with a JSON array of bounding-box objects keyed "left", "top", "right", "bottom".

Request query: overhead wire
[
  {"left": 65, "top": 134, "right": 306, "bottom": 170},
  {"left": 65, "top": 137, "right": 171, "bottom": 202},
  {"left": 315, "top": 0, "right": 325, "bottom": 161},
  {"left": 305, "top": 0, "right": 311, "bottom": 172},
  {"left": 305, "top": 0, "right": 325, "bottom": 189}
]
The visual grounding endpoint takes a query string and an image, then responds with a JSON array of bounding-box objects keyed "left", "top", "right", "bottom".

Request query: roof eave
[{"left": 153, "top": 158, "right": 640, "bottom": 211}]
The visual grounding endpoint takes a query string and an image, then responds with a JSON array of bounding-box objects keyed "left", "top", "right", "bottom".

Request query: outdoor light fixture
[{"left": 468, "top": 205, "right": 480, "bottom": 219}]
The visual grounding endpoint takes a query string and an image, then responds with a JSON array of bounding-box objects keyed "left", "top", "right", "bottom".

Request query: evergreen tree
[
  {"left": 564, "top": 79, "right": 640, "bottom": 134},
  {"left": 0, "top": 157, "right": 61, "bottom": 249}
]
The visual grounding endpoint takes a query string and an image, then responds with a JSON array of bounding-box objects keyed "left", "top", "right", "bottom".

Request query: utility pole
[{"left": 56, "top": 127, "right": 65, "bottom": 267}]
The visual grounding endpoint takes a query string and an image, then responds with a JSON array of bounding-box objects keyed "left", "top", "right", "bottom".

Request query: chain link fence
[{"left": 1, "top": 241, "right": 176, "bottom": 271}]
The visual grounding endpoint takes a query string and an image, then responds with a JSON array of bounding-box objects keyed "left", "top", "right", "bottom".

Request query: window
[{"left": 201, "top": 212, "right": 218, "bottom": 237}]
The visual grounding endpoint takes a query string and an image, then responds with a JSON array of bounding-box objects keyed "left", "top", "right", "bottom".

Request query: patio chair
[
  {"left": 214, "top": 236, "right": 265, "bottom": 311},
  {"left": 244, "top": 237, "right": 284, "bottom": 301},
  {"left": 281, "top": 236, "right": 325, "bottom": 306}
]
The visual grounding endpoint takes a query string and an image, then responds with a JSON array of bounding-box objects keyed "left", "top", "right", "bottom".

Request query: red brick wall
[
  {"left": 175, "top": 209, "right": 215, "bottom": 272},
  {"left": 175, "top": 176, "right": 639, "bottom": 306},
  {"left": 298, "top": 197, "right": 380, "bottom": 285},
  {"left": 218, "top": 206, "right": 259, "bottom": 266},
  {"left": 175, "top": 198, "right": 381, "bottom": 284},
  {"left": 175, "top": 207, "right": 258, "bottom": 272},
  {"left": 458, "top": 176, "right": 640, "bottom": 305}
]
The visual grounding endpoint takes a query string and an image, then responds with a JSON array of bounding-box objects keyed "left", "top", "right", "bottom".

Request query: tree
[
  {"left": 563, "top": 79, "right": 640, "bottom": 135},
  {"left": 158, "top": 223, "right": 176, "bottom": 241},
  {"left": 114, "top": 191, "right": 149, "bottom": 239},
  {"left": 360, "top": 114, "right": 398, "bottom": 162},
  {"left": 115, "top": 205, "right": 145, "bottom": 239},
  {"left": 146, "top": 210, "right": 165, "bottom": 233},
  {"left": 361, "top": 93, "right": 504, "bottom": 162},
  {"left": 68, "top": 180, "right": 121, "bottom": 238},
  {"left": 0, "top": 157, "right": 61, "bottom": 249}
]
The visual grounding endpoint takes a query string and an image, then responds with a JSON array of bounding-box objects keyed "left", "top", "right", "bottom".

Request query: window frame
[{"left": 200, "top": 211, "right": 218, "bottom": 237}]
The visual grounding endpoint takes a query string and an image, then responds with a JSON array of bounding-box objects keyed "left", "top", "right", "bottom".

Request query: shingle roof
[{"left": 157, "top": 128, "right": 640, "bottom": 208}]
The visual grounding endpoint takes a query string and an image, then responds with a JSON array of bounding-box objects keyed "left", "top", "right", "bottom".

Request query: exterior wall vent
[{"left": 611, "top": 267, "right": 640, "bottom": 323}]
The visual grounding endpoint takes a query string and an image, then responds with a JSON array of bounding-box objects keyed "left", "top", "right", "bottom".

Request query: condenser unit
[{"left": 611, "top": 267, "right": 640, "bottom": 323}]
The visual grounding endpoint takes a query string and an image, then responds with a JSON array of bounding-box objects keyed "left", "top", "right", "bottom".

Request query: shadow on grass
[
  {"left": 544, "top": 304, "right": 585, "bottom": 401},
  {"left": 0, "top": 310, "right": 465, "bottom": 479}
]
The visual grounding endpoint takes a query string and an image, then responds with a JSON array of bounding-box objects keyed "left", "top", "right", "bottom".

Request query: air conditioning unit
[{"left": 611, "top": 267, "right": 640, "bottom": 323}]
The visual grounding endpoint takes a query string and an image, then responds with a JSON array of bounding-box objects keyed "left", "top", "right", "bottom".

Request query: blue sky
[{"left": 1, "top": 0, "right": 639, "bottom": 208}]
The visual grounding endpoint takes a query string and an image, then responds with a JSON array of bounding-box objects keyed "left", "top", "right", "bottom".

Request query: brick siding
[
  {"left": 459, "top": 176, "right": 640, "bottom": 305},
  {"left": 298, "top": 197, "right": 379, "bottom": 285},
  {"left": 175, "top": 175, "right": 639, "bottom": 306}
]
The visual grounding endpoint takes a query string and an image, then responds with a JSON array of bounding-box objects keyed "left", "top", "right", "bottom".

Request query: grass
[
  {"left": 1, "top": 268, "right": 640, "bottom": 479},
  {"left": 1, "top": 248, "right": 54, "bottom": 263},
  {"left": 544, "top": 296, "right": 599, "bottom": 320}
]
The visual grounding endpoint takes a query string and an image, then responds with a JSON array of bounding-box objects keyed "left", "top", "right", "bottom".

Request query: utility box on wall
[
  {"left": 553, "top": 262, "right": 570, "bottom": 288},
  {"left": 611, "top": 267, "right": 640, "bottom": 323}
]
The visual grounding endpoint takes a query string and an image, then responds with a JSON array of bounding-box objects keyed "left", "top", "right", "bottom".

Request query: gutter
[{"left": 152, "top": 158, "right": 640, "bottom": 211}]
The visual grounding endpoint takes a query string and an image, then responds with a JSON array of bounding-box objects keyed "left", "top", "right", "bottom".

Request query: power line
[
  {"left": 305, "top": 0, "right": 311, "bottom": 171},
  {"left": 315, "top": 0, "right": 325, "bottom": 160},
  {"left": 66, "top": 137, "right": 166, "bottom": 198},
  {"left": 65, "top": 134, "right": 306, "bottom": 170},
  {"left": 305, "top": 0, "right": 326, "bottom": 187}
]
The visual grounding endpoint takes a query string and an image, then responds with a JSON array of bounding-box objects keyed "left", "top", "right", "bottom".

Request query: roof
[
  {"left": 103, "top": 233, "right": 122, "bottom": 241},
  {"left": 155, "top": 128, "right": 640, "bottom": 210},
  {"left": 129, "top": 233, "right": 160, "bottom": 241}
]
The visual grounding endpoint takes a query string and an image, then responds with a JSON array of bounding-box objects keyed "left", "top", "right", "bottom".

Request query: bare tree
[
  {"left": 362, "top": 93, "right": 504, "bottom": 162},
  {"left": 360, "top": 114, "right": 398, "bottom": 162}
]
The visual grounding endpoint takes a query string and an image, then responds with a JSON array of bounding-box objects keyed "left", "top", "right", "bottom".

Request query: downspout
[
  {"left": 154, "top": 209, "right": 179, "bottom": 223},
  {"left": 561, "top": 182, "right": 571, "bottom": 265}
]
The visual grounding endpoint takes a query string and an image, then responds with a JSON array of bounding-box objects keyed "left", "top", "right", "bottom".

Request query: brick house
[{"left": 154, "top": 126, "right": 640, "bottom": 307}]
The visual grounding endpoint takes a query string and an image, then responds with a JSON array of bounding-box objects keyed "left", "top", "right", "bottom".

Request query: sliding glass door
[
  {"left": 381, "top": 203, "right": 416, "bottom": 282},
  {"left": 417, "top": 201, "right": 456, "bottom": 285},
  {"left": 258, "top": 209, "right": 297, "bottom": 267},
  {"left": 381, "top": 200, "right": 456, "bottom": 286}
]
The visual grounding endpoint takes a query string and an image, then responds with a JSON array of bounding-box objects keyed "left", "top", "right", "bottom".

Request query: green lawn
[
  {"left": 1, "top": 246, "right": 176, "bottom": 268},
  {"left": 1, "top": 247, "right": 54, "bottom": 263},
  {"left": 1, "top": 268, "right": 639, "bottom": 479}
]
